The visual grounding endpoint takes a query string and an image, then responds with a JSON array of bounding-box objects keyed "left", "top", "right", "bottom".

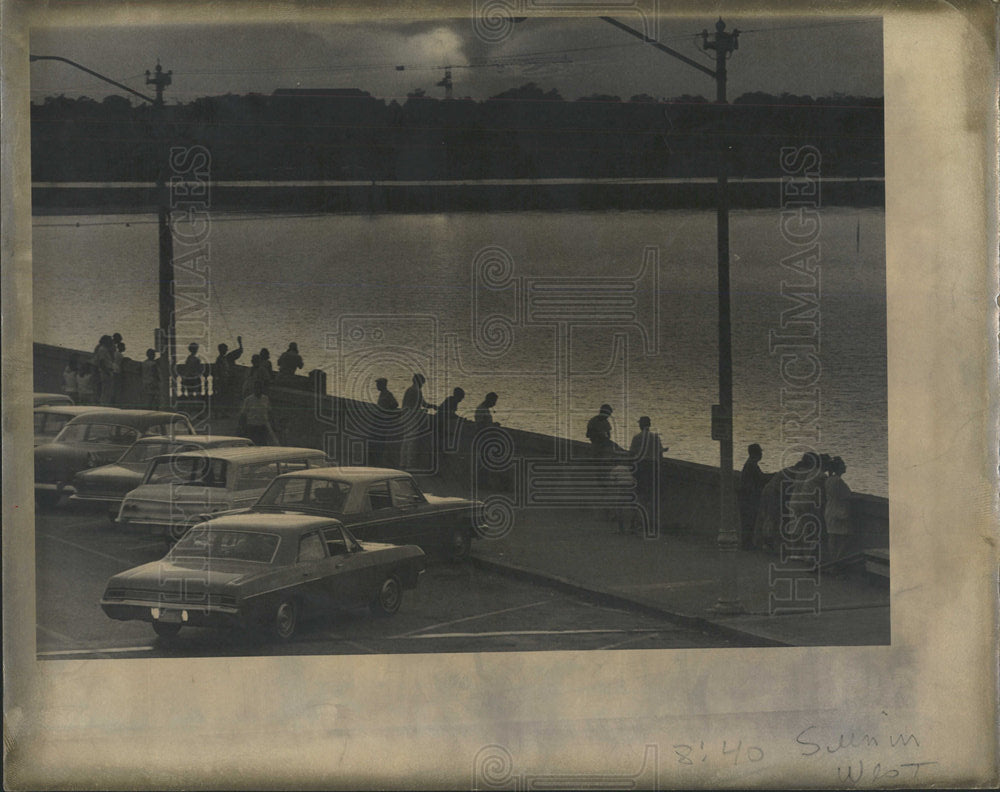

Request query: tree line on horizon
[{"left": 30, "top": 83, "right": 883, "bottom": 182}]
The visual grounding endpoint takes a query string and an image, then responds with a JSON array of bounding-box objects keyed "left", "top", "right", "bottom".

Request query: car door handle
[{"left": 335, "top": 562, "right": 345, "bottom": 568}]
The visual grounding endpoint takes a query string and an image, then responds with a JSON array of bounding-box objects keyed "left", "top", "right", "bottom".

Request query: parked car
[
  {"left": 70, "top": 434, "right": 253, "bottom": 512},
  {"left": 243, "top": 466, "right": 485, "bottom": 559},
  {"left": 100, "top": 513, "right": 426, "bottom": 641},
  {"left": 34, "top": 404, "right": 112, "bottom": 447},
  {"left": 115, "top": 446, "right": 328, "bottom": 541},
  {"left": 34, "top": 392, "right": 74, "bottom": 407},
  {"left": 34, "top": 410, "right": 196, "bottom": 507}
]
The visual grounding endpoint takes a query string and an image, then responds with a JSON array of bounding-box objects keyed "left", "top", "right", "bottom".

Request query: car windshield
[
  {"left": 145, "top": 457, "right": 228, "bottom": 487},
  {"left": 170, "top": 528, "right": 279, "bottom": 563},
  {"left": 118, "top": 440, "right": 182, "bottom": 464},
  {"left": 256, "top": 477, "right": 350, "bottom": 513},
  {"left": 36, "top": 414, "right": 71, "bottom": 436},
  {"left": 55, "top": 422, "right": 140, "bottom": 445}
]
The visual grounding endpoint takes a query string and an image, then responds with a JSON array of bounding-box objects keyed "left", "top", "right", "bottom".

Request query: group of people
[
  {"left": 585, "top": 403, "right": 668, "bottom": 535},
  {"left": 179, "top": 338, "right": 305, "bottom": 402},
  {"left": 62, "top": 332, "right": 133, "bottom": 407},
  {"left": 368, "top": 373, "right": 502, "bottom": 470},
  {"left": 738, "top": 445, "right": 854, "bottom": 564}
]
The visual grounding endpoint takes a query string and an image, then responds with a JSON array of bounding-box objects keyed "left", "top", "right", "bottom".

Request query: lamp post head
[{"left": 716, "top": 18, "right": 726, "bottom": 33}]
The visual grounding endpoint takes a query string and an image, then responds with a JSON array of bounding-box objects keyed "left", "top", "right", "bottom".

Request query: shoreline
[{"left": 32, "top": 178, "right": 884, "bottom": 215}]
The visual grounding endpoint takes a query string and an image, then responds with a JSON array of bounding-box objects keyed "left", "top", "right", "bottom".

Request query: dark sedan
[
  {"left": 34, "top": 409, "right": 196, "bottom": 507},
  {"left": 100, "top": 513, "right": 426, "bottom": 641},
  {"left": 244, "top": 467, "right": 484, "bottom": 559}
]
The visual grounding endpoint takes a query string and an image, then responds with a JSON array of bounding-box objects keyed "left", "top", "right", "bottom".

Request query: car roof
[
  {"left": 64, "top": 409, "right": 192, "bottom": 427},
  {"left": 198, "top": 512, "right": 343, "bottom": 534},
  {"left": 137, "top": 434, "right": 252, "bottom": 446},
  {"left": 34, "top": 393, "right": 74, "bottom": 405},
  {"left": 274, "top": 466, "right": 411, "bottom": 483},
  {"left": 34, "top": 405, "right": 109, "bottom": 417},
  {"left": 159, "top": 446, "right": 326, "bottom": 463}
]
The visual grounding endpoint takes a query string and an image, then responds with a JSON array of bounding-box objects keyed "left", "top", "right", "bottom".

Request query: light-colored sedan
[{"left": 71, "top": 434, "right": 253, "bottom": 512}]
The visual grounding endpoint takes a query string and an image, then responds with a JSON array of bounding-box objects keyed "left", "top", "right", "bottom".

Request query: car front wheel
[
  {"left": 447, "top": 527, "right": 471, "bottom": 561},
  {"left": 372, "top": 575, "right": 402, "bottom": 616},
  {"left": 272, "top": 598, "right": 298, "bottom": 641}
]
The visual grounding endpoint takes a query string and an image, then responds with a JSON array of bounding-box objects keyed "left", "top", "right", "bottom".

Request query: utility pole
[
  {"left": 598, "top": 16, "right": 744, "bottom": 614},
  {"left": 29, "top": 55, "right": 177, "bottom": 405},
  {"left": 146, "top": 63, "right": 176, "bottom": 402}
]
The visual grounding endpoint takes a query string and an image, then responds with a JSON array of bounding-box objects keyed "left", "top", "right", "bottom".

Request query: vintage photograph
[{"left": 28, "top": 12, "right": 889, "bottom": 659}]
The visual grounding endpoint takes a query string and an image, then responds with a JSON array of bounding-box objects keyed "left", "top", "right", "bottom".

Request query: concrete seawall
[{"left": 33, "top": 341, "right": 888, "bottom": 549}]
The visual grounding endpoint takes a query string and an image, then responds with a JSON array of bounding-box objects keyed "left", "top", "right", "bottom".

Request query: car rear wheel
[
  {"left": 272, "top": 598, "right": 298, "bottom": 641},
  {"left": 372, "top": 575, "right": 402, "bottom": 616},
  {"left": 168, "top": 518, "right": 197, "bottom": 544},
  {"left": 152, "top": 621, "right": 181, "bottom": 639},
  {"left": 447, "top": 527, "right": 471, "bottom": 561},
  {"left": 35, "top": 491, "right": 60, "bottom": 510}
]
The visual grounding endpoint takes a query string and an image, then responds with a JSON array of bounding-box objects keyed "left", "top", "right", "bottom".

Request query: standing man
[
  {"left": 93, "top": 335, "right": 115, "bottom": 406},
  {"left": 140, "top": 349, "right": 160, "bottom": 410},
  {"left": 213, "top": 336, "right": 243, "bottom": 414},
  {"left": 628, "top": 416, "right": 666, "bottom": 536},
  {"left": 586, "top": 403, "right": 615, "bottom": 459},
  {"left": 181, "top": 342, "right": 205, "bottom": 398},
  {"left": 738, "top": 443, "right": 768, "bottom": 550},
  {"left": 239, "top": 380, "right": 274, "bottom": 446},
  {"left": 372, "top": 377, "right": 400, "bottom": 468},
  {"left": 110, "top": 333, "right": 124, "bottom": 405},
  {"left": 401, "top": 373, "right": 434, "bottom": 469}
]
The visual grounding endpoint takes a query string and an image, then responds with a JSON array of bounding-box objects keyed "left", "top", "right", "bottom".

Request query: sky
[{"left": 28, "top": 16, "right": 883, "bottom": 105}]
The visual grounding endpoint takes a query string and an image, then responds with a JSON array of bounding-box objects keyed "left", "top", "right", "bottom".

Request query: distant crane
[{"left": 436, "top": 67, "right": 453, "bottom": 100}]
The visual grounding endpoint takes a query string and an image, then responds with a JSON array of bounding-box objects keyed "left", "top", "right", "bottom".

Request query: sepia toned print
[
  {"left": 29, "top": 11, "right": 887, "bottom": 658},
  {"left": 3, "top": 1, "right": 997, "bottom": 789}
]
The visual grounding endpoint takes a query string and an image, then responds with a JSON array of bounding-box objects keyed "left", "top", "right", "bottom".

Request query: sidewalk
[{"left": 466, "top": 506, "right": 890, "bottom": 647}]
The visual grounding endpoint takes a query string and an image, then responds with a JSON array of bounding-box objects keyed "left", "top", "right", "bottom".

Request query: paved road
[{"left": 35, "top": 506, "right": 735, "bottom": 659}]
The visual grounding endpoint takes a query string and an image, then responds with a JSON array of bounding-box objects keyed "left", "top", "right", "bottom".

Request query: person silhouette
[
  {"left": 277, "top": 342, "right": 304, "bottom": 380},
  {"left": 628, "top": 416, "right": 666, "bottom": 536},
  {"left": 400, "top": 373, "right": 434, "bottom": 469},
  {"left": 213, "top": 336, "right": 243, "bottom": 412},
  {"left": 738, "top": 443, "right": 768, "bottom": 550},
  {"left": 475, "top": 392, "right": 500, "bottom": 427},
  {"left": 181, "top": 342, "right": 205, "bottom": 398},
  {"left": 586, "top": 403, "right": 615, "bottom": 459},
  {"left": 372, "top": 377, "right": 400, "bottom": 468},
  {"left": 824, "top": 456, "right": 853, "bottom": 567}
]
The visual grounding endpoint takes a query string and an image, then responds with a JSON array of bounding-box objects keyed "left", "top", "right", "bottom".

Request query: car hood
[{"left": 109, "top": 558, "right": 268, "bottom": 589}]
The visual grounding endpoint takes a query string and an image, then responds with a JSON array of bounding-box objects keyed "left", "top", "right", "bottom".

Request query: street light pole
[
  {"left": 703, "top": 19, "right": 743, "bottom": 615},
  {"left": 146, "top": 63, "right": 176, "bottom": 400},
  {"left": 597, "top": 17, "right": 744, "bottom": 613},
  {"left": 29, "top": 55, "right": 176, "bottom": 402}
]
